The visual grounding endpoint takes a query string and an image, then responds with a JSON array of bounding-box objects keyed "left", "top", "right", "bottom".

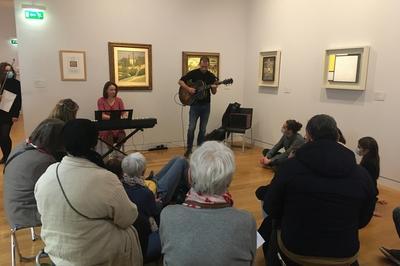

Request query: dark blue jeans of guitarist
[
  {"left": 178, "top": 56, "right": 218, "bottom": 158},
  {"left": 187, "top": 103, "right": 210, "bottom": 155}
]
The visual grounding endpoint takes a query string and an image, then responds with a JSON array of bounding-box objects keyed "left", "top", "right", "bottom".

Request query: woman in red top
[{"left": 97, "top": 81, "right": 126, "bottom": 145}]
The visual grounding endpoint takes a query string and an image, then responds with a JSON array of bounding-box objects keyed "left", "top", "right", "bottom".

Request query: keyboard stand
[{"left": 99, "top": 128, "right": 143, "bottom": 158}]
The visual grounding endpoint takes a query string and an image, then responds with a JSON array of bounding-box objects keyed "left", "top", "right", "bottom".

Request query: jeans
[
  {"left": 153, "top": 156, "right": 189, "bottom": 205},
  {"left": 145, "top": 231, "right": 161, "bottom": 263},
  {"left": 187, "top": 104, "right": 210, "bottom": 151},
  {"left": 0, "top": 121, "right": 13, "bottom": 161}
]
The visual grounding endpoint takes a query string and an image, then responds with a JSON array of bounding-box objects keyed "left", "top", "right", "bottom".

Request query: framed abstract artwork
[
  {"left": 182, "top": 51, "right": 220, "bottom": 78},
  {"left": 108, "top": 42, "right": 152, "bottom": 90},
  {"left": 59, "top": 50, "right": 87, "bottom": 81},
  {"left": 323, "top": 46, "right": 369, "bottom": 90}
]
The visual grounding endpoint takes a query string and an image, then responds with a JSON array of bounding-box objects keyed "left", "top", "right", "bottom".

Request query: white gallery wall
[
  {"left": 14, "top": 0, "right": 246, "bottom": 148},
  {"left": 244, "top": 0, "right": 400, "bottom": 182},
  {"left": 0, "top": 0, "right": 18, "bottom": 69}
]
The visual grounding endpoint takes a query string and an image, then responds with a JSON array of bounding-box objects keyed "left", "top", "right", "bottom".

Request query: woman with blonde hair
[{"left": 48, "top": 98, "right": 79, "bottom": 122}]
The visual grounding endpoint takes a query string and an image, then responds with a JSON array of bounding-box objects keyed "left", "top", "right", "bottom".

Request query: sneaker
[
  {"left": 380, "top": 247, "right": 400, "bottom": 265},
  {"left": 184, "top": 149, "right": 192, "bottom": 159}
]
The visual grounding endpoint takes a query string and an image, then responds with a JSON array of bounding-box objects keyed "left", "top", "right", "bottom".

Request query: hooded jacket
[{"left": 264, "top": 139, "right": 375, "bottom": 258}]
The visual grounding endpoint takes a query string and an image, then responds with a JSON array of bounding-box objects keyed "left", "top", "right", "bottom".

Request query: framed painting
[
  {"left": 59, "top": 50, "right": 87, "bottom": 81},
  {"left": 182, "top": 51, "right": 220, "bottom": 78},
  {"left": 262, "top": 56, "right": 276, "bottom": 81},
  {"left": 259, "top": 50, "right": 281, "bottom": 87},
  {"left": 108, "top": 42, "right": 152, "bottom": 90},
  {"left": 323, "top": 47, "right": 369, "bottom": 90}
]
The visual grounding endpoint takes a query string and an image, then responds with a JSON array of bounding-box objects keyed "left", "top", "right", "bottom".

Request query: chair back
[{"left": 227, "top": 108, "right": 253, "bottom": 131}]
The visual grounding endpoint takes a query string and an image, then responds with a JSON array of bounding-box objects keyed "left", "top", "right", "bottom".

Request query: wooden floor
[{"left": 0, "top": 117, "right": 399, "bottom": 265}]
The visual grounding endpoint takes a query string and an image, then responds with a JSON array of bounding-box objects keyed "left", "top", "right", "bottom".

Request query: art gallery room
[{"left": 2, "top": 0, "right": 400, "bottom": 265}]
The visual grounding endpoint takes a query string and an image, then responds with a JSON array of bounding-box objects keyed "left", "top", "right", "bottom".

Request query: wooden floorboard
[{"left": 0, "top": 117, "right": 398, "bottom": 265}]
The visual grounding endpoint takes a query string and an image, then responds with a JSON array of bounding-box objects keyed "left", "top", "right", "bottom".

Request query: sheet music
[
  {"left": 0, "top": 89, "right": 16, "bottom": 113},
  {"left": 257, "top": 231, "right": 265, "bottom": 248}
]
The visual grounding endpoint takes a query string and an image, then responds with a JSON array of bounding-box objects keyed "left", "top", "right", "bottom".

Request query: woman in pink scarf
[{"left": 159, "top": 141, "right": 256, "bottom": 265}]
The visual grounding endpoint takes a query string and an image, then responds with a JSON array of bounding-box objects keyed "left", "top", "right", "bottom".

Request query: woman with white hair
[
  {"left": 159, "top": 141, "right": 256, "bottom": 266},
  {"left": 121, "top": 153, "right": 189, "bottom": 263}
]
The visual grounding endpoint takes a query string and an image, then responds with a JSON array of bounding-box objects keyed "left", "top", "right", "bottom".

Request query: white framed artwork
[
  {"left": 259, "top": 50, "right": 281, "bottom": 88},
  {"left": 323, "top": 47, "right": 369, "bottom": 90},
  {"left": 59, "top": 50, "right": 87, "bottom": 81}
]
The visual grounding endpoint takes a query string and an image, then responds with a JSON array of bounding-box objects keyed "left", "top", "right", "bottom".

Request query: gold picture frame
[
  {"left": 182, "top": 51, "right": 220, "bottom": 78},
  {"left": 108, "top": 42, "right": 152, "bottom": 90},
  {"left": 59, "top": 50, "right": 87, "bottom": 81}
]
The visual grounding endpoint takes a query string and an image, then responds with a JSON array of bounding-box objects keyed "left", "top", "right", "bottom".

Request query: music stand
[{"left": 94, "top": 109, "right": 133, "bottom": 121}]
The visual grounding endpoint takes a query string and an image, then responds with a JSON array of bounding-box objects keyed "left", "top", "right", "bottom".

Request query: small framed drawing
[
  {"left": 108, "top": 42, "right": 152, "bottom": 90},
  {"left": 323, "top": 46, "right": 369, "bottom": 90},
  {"left": 182, "top": 51, "right": 219, "bottom": 78},
  {"left": 59, "top": 50, "right": 87, "bottom": 81},
  {"left": 259, "top": 51, "right": 281, "bottom": 87}
]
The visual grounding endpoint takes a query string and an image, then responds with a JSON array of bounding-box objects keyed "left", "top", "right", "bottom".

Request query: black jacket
[
  {"left": 264, "top": 140, "right": 375, "bottom": 258},
  {"left": 0, "top": 78, "right": 22, "bottom": 121}
]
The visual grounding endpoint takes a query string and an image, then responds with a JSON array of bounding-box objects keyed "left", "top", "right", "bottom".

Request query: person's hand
[
  {"left": 377, "top": 199, "right": 387, "bottom": 205},
  {"left": 12, "top": 117, "right": 18, "bottom": 122},
  {"left": 373, "top": 211, "right": 382, "bottom": 217},
  {"left": 260, "top": 157, "right": 271, "bottom": 165},
  {"left": 188, "top": 87, "right": 196, "bottom": 95}
]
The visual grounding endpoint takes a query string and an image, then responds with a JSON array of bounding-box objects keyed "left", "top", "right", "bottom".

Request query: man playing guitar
[{"left": 178, "top": 56, "right": 218, "bottom": 158}]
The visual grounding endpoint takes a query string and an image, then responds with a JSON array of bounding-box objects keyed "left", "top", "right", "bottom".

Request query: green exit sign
[
  {"left": 24, "top": 10, "right": 44, "bottom": 20},
  {"left": 10, "top": 39, "right": 17, "bottom": 45}
]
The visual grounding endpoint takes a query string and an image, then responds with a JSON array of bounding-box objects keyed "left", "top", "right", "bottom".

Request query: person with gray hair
[
  {"left": 3, "top": 118, "right": 65, "bottom": 228},
  {"left": 121, "top": 153, "right": 189, "bottom": 263},
  {"left": 160, "top": 141, "right": 256, "bottom": 266},
  {"left": 261, "top": 114, "right": 375, "bottom": 265}
]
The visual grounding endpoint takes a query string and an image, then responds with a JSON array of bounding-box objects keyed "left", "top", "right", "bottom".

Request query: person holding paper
[{"left": 0, "top": 62, "right": 22, "bottom": 164}]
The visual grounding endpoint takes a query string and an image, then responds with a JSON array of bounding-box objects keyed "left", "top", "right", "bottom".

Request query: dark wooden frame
[
  {"left": 108, "top": 42, "right": 152, "bottom": 90},
  {"left": 182, "top": 51, "right": 220, "bottom": 78}
]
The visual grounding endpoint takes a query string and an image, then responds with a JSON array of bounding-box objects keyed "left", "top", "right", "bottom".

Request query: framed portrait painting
[
  {"left": 108, "top": 42, "right": 152, "bottom": 90},
  {"left": 182, "top": 51, "right": 220, "bottom": 78},
  {"left": 59, "top": 50, "right": 87, "bottom": 81}
]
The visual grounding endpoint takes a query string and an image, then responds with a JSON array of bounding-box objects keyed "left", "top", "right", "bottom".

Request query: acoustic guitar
[{"left": 178, "top": 78, "right": 233, "bottom": 106}]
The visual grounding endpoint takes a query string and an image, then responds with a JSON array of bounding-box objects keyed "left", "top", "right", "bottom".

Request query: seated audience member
[
  {"left": 380, "top": 207, "right": 400, "bottom": 264},
  {"left": 123, "top": 153, "right": 190, "bottom": 206},
  {"left": 35, "top": 119, "right": 142, "bottom": 266},
  {"left": 160, "top": 141, "right": 256, "bottom": 266},
  {"left": 48, "top": 98, "right": 79, "bottom": 122},
  {"left": 261, "top": 114, "right": 376, "bottom": 265},
  {"left": 3, "top": 118, "right": 64, "bottom": 228},
  {"left": 121, "top": 153, "right": 162, "bottom": 263},
  {"left": 357, "top": 137, "right": 386, "bottom": 206},
  {"left": 260, "top": 119, "right": 305, "bottom": 169}
]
